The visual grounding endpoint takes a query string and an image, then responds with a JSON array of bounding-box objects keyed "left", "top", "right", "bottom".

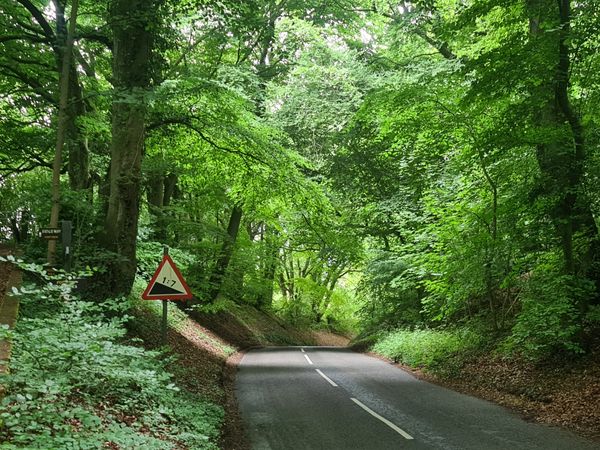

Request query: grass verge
[{"left": 371, "top": 327, "right": 486, "bottom": 377}]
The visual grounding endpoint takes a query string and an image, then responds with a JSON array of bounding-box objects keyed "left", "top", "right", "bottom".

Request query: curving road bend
[{"left": 235, "top": 347, "right": 597, "bottom": 450}]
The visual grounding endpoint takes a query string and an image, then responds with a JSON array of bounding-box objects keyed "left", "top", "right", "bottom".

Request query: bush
[
  {"left": 502, "top": 267, "right": 591, "bottom": 360},
  {"left": 0, "top": 258, "right": 222, "bottom": 449},
  {"left": 372, "top": 327, "right": 486, "bottom": 377},
  {"left": 357, "top": 252, "right": 424, "bottom": 332}
]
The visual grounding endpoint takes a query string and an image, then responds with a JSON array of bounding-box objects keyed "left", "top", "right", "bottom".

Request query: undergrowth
[
  {"left": 0, "top": 257, "right": 223, "bottom": 449},
  {"left": 372, "top": 327, "right": 487, "bottom": 377},
  {"left": 130, "top": 278, "right": 236, "bottom": 357}
]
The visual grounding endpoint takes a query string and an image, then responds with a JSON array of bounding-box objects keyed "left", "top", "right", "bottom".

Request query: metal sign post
[
  {"left": 161, "top": 246, "right": 168, "bottom": 345},
  {"left": 162, "top": 299, "right": 168, "bottom": 345},
  {"left": 61, "top": 220, "right": 72, "bottom": 272}
]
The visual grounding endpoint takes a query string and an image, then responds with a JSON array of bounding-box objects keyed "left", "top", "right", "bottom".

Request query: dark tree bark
[
  {"left": 525, "top": 0, "right": 600, "bottom": 325},
  {"left": 54, "top": 2, "right": 90, "bottom": 191},
  {"left": 163, "top": 173, "right": 178, "bottom": 206},
  {"left": 102, "top": 0, "right": 155, "bottom": 295},
  {"left": 145, "top": 171, "right": 178, "bottom": 242},
  {"left": 9, "top": 210, "right": 30, "bottom": 243},
  {"left": 66, "top": 66, "right": 90, "bottom": 190},
  {"left": 146, "top": 170, "right": 166, "bottom": 241},
  {"left": 527, "top": 0, "right": 597, "bottom": 276},
  {"left": 207, "top": 204, "right": 243, "bottom": 300}
]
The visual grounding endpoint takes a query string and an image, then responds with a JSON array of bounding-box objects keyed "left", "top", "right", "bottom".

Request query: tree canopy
[{"left": 2, "top": 0, "right": 600, "bottom": 361}]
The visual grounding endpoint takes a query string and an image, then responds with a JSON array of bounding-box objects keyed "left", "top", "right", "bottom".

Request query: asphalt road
[{"left": 236, "top": 347, "right": 598, "bottom": 450}]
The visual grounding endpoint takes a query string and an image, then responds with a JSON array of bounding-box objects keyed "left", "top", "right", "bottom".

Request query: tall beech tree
[
  {"left": 102, "top": 0, "right": 156, "bottom": 294},
  {"left": 526, "top": 0, "right": 598, "bottom": 283}
]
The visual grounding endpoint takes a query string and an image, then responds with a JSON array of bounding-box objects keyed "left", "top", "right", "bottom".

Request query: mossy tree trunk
[
  {"left": 102, "top": 0, "right": 155, "bottom": 295},
  {"left": 527, "top": 0, "right": 599, "bottom": 320}
]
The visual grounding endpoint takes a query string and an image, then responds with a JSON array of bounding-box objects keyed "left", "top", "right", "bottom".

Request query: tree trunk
[
  {"left": 163, "top": 173, "right": 178, "bottom": 206},
  {"left": 527, "top": 0, "right": 599, "bottom": 315},
  {"left": 102, "top": 0, "right": 154, "bottom": 295},
  {"left": 207, "top": 204, "right": 243, "bottom": 300},
  {"left": 257, "top": 226, "right": 279, "bottom": 308},
  {"left": 47, "top": 0, "right": 79, "bottom": 265},
  {"left": 146, "top": 170, "right": 166, "bottom": 241},
  {"left": 66, "top": 65, "right": 90, "bottom": 191},
  {"left": 54, "top": 1, "right": 90, "bottom": 191}
]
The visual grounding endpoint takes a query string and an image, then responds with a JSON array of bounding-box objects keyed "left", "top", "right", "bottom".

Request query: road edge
[
  {"left": 221, "top": 349, "right": 251, "bottom": 450},
  {"left": 353, "top": 347, "right": 600, "bottom": 443}
]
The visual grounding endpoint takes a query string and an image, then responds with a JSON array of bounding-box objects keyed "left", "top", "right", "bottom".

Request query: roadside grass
[{"left": 372, "top": 327, "right": 488, "bottom": 377}]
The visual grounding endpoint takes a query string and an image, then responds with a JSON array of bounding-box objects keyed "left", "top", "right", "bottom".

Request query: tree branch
[
  {"left": 13, "top": 17, "right": 49, "bottom": 36},
  {"left": 146, "top": 118, "right": 270, "bottom": 167},
  {"left": 76, "top": 30, "right": 113, "bottom": 49},
  {"left": 0, "top": 34, "right": 50, "bottom": 44},
  {"left": 413, "top": 27, "right": 457, "bottom": 60},
  {"left": 0, "top": 63, "right": 57, "bottom": 105},
  {"left": 15, "top": 0, "right": 56, "bottom": 42},
  {"left": 74, "top": 47, "right": 95, "bottom": 77}
]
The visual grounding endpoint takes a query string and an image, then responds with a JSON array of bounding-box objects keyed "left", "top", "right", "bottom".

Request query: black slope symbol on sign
[
  {"left": 148, "top": 282, "right": 184, "bottom": 296},
  {"left": 142, "top": 254, "right": 193, "bottom": 300}
]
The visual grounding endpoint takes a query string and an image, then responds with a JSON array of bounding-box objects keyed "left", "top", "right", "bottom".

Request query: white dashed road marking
[
  {"left": 315, "top": 369, "right": 338, "bottom": 387},
  {"left": 350, "top": 398, "right": 414, "bottom": 440}
]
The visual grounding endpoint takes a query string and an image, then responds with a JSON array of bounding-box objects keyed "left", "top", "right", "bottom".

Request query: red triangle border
[{"left": 142, "top": 254, "right": 193, "bottom": 300}]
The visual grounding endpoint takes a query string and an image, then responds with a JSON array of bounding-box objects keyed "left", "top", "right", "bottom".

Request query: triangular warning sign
[{"left": 142, "top": 254, "right": 193, "bottom": 300}]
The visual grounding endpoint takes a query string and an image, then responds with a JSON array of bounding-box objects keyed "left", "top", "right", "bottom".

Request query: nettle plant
[{"left": 0, "top": 257, "right": 222, "bottom": 449}]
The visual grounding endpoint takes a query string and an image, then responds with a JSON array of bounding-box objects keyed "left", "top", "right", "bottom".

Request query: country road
[{"left": 236, "top": 347, "right": 597, "bottom": 450}]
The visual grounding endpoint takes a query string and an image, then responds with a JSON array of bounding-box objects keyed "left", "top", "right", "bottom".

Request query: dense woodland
[
  {"left": 2, "top": 0, "right": 600, "bottom": 358},
  {"left": 0, "top": 0, "right": 600, "bottom": 446}
]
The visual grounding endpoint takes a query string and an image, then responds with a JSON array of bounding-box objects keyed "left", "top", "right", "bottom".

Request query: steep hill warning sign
[{"left": 142, "top": 254, "right": 193, "bottom": 300}]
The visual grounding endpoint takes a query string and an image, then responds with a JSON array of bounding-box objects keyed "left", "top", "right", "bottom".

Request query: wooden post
[{"left": 48, "top": 0, "right": 79, "bottom": 265}]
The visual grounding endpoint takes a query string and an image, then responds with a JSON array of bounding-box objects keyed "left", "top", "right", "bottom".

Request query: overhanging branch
[
  {"left": 15, "top": 0, "right": 56, "bottom": 42},
  {"left": 0, "top": 63, "right": 58, "bottom": 105},
  {"left": 146, "top": 118, "right": 270, "bottom": 167}
]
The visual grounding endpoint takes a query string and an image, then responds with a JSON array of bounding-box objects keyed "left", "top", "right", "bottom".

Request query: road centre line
[
  {"left": 301, "top": 348, "right": 305, "bottom": 353},
  {"left": 304, "top": 354, "right": 314, "bottom": 365},
  {"left": 315, "top": 369, "right": 338, "bottom": 387},
  {"left": 350, "top": 398, "right": 414, "bottom": 440}
]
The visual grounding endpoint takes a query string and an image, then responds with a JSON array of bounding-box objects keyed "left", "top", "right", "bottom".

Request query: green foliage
[
  {"left": 585, "top": 305, "right": 600, "bottom": 327},
  {"left": 357, "top": 252, "right": 424, "bottom": 331},
  {"left": 136, "top": 241, "right": 196, "bottom": 279},
  {"left": 0, "top": 171, "right": 52, "bottom": 245},
  {"left": 2, "top": 0, "right": 600, "bottom": 371},
  {"left": 501, "top": 262, "right": 593, "bottom": 360},
  {"left": 267, "top": 18, "right": 377, "bottom": 166},
  {"left": 273, "top": 272, "right": 360, "bottom": 332},
  {"left": 372, "top": 327, "right": 487, "bottom": 377},
  {"left": 0, "top": 261, "right": 222, "bottom": 449},
  {"left": 319, "top": 285, "right": 360, "bottom": 333}
]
